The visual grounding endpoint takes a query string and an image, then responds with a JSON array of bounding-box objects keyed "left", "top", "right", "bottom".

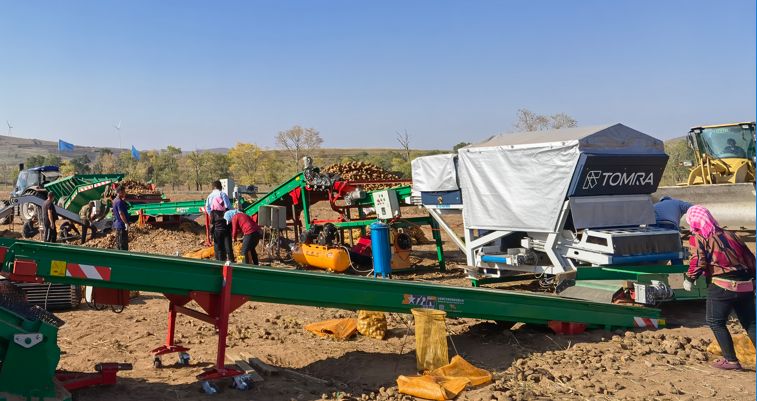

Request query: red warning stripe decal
[{"left": 65, "top": 263, "right": 111, "bottom": 281}]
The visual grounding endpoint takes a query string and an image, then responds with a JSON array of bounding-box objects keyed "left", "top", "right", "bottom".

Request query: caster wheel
[
  {"left": 200, "top": 381, "right": 219, "bottom": 394},
  {"left": 231, "top": 375, "right": 252, "bottom": 391},
  {"left": 153, "top": 356, "right": 162, "bottom": 368},
  {"left": 178, "top": 352, "right": 191, "bottom": 366}
]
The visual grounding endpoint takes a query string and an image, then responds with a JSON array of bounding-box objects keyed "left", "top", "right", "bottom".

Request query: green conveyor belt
[
  {"left": 128, "top": 199, "right": 206, "bottom": 217},
  {"left": 0, "top": 238, "right": 662, "bottom": 330}
]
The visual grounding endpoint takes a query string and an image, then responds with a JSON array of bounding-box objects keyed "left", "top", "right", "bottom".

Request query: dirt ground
[{"left": 1, "top": 199, "right": 755, "bottom": 401}]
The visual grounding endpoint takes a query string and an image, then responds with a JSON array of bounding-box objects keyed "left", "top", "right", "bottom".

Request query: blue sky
[{"left": 1, "top": 1, "right": 755, "bottom": 151}]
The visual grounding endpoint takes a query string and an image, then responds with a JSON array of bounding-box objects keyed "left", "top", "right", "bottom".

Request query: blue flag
[
  {"left": 58, "top": 139, "right": 74, "bottom": 152},
  {"left": 131, "top": 145, "right": 141, "bottom": 160}
]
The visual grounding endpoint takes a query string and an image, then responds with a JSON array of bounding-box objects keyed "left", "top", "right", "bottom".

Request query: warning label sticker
[{"left": 50, "top": 260, "right": 66, "bottom": 277}]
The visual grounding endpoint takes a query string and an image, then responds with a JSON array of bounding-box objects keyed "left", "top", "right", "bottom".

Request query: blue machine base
[{"left": 421, "top": 190, "right": 462, "bottom": 206}]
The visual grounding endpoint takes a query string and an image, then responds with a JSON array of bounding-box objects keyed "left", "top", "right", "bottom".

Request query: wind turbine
[
  {"left": 5, "top": 121, "right": 12, "bottom": 136},
  {"left": 114, "top": 121, "right": 122, "bottom": 150}
]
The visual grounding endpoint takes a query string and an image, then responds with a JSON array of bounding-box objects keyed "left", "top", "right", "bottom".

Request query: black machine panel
[{"left": 568, "top": 153, "right": 668, "bottom": 197}]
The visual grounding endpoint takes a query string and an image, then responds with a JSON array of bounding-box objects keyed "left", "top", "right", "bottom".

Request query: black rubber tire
[
  {"left": 0, "top": 200, "right": 11, "bottom": 225},
  {"left": 19, "top": 189, "right": 45, "bottom": 223}
]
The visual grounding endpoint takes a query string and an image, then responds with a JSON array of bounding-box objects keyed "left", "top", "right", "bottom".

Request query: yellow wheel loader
[{"left": 656, "top": 122, "right": 755, "bottom": 231}]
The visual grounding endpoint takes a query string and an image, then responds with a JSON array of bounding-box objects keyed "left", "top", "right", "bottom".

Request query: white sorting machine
[{"left": 412, "top": 124, "right": 685, "bottom": 280}]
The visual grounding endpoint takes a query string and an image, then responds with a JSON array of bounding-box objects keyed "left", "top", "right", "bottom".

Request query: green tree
[
  {"left": 44, "top": 154, "right": 62, "bottom": 166},
  {"left": 93, "top": 152, "right": 118, "bottom": 174},
  {"left": 202, "top": 152, "right": 230, "bottom": 185},
  {"left": 183, "top": 151, "right": 206, "bottom": 191},
  {"left": 68, "top": 155, "right": 92, "bottom": 174},
  {"left": 60, "top": 161, "right": 76, "bottom": 176},
  {"left": 228, "top": 143, "right": 264, "bottom": 185},
  {"left": 25, "top": 155, "right": 46, "bottom": 167},
  {"left": 26, "top": 154, "right": 61, "bottom": 168},
  {"left": 661, "top": 138, "right": 695, "bottom": 186},
  {"left": 159, "top": 146, "right": 182, "bottom": 190},
  {"left": 452, "top": 142, "right": 470, "bottom": 152}
]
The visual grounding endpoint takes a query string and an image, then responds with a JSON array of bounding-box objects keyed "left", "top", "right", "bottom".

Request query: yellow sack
[
  {"left": 304, "top": 318, "right": 358, "bottom": 340},
  {"left": 412, "top": 308, "right": 448, "bottom": 371},
  {"left": 707, "top": 333, "right": 756, "bottom": 367},
  {"left": 396, "top": 375, "right": 469, "bottom": 401},
  {"left": 357, "top": 310, "right": 387, "bottom": 340},
  {"left": 182, "top": 243, "right": 245, "bottom": 263},
  {"left": 431, "top": 355, "right": 492, "bottom": 386}
]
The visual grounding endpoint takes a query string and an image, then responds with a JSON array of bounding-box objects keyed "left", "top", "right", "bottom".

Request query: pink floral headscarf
[{"left": 685, "top": 205, "right": 719, "bottom": 238}]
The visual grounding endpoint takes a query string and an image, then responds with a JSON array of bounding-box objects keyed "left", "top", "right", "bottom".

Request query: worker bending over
[
  {"left": 682, "top": 205, "right": 755, "bottom": 370},
  {"left": 226, "top": 210, "right": 263, "bottom": 265},
  {"left": 78, "top": 201, "right": 99, "bottom": 244},
  {"left": 653, "top": 196, "right": 691, "bottom": 231}
]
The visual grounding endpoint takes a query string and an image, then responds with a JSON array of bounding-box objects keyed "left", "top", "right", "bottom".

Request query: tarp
[
  {"left": 411, "top": 154, "right": 459, "bottom": 192},
  {"left": 304, "top": 318, "right": 358, "bottom": 340},
  {"left": 457, "top": 124, "right": 664, "bottom": 231},
  {"left": 397, "top": 355, "right": 493, "bottom": 401}
]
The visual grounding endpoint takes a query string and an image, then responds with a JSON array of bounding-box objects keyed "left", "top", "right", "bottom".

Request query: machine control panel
[{"left": 372, "top": 189, "right": 401, "bottom": 219}]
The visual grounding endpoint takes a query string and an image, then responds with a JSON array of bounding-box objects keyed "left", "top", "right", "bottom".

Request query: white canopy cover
[
  {"left": 457, "top": 124, "right": 664, "bottom": 232},
  {"left": 411, "top": 153, "right": 459, "bottom": 192}
]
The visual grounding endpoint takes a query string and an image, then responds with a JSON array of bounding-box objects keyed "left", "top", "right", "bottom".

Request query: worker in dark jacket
[
  {"left": 42, "top": 192, "right": 58, "bottom": 243},
  {"left": 683, "top": 205, "right": 756, "bottom": 370},
  {"left": 226, "top": 210, "right": 263, "bottom": 265},
  {"left": 112, "top": 186, "right": 129, "bottom": 250},
  {"left": 211, "top": 196, "right": 234, "bottom": 262}
]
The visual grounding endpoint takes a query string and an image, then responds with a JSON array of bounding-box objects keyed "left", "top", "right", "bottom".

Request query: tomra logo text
[{"left": 583, "top": 170, "right": 654, "bottom": 189}]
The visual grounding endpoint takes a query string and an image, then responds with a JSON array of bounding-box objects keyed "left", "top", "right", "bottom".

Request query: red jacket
[{"left": 231, "top": 213, "right": 261, "bottom": 240}]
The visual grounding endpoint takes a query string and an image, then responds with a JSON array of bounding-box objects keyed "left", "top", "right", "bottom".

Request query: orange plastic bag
[
  {"left": 707, "top": 333, "right": 756, "bottom": 367},
  {"left": 397, "top": 356, "right": 492, "bottom": 400},
  {"left": 396, "top": 375, "right": 470, "bottom": 401},
  {"left": 431, "top": 355, "right": 492, "bottom": 386},
  {"left": 304, "top": 318, "right": 358, "bottom": 340}
]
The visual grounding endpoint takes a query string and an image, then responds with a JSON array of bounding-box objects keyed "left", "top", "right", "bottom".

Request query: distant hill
[
  {"left": 0, "top": 134, "right": 438, "bottom": 163},
  {"left": 0, "top": 135, "right": 123, "bottom": 166}
]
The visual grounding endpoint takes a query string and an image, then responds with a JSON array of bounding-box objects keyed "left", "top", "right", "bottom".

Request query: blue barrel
[{"left": 370, "top": 222, "right": 391, "bottom": 278}]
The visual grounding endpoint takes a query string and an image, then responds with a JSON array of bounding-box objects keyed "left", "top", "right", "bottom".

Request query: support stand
[{"left": 151, "top": 262, "right": 247, "bottom": 382}]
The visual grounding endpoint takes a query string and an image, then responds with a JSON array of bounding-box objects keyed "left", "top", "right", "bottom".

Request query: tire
[
  {"left": 0, "top": 200, "right": 11, "bottom": 225},
  {"left": 20, "top": 189, "right": 45, "bottom": 223}
]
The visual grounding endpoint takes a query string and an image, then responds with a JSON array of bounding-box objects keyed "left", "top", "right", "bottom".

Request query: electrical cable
[{"left": 43, "top": 282, "right": 52, "bottom": 310}]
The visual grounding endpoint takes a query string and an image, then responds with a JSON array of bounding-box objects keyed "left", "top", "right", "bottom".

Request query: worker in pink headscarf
[{"left": 683, "top": 205, "right": 755, "bottom": 370}]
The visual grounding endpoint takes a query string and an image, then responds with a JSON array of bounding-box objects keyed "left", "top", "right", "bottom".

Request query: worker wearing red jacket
[{"left": 227, "top": 210, "right": 263, "bottom": 265}]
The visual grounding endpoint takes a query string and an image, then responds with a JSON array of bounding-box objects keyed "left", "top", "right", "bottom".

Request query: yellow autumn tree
[{"left": 228, "top": 143, "right": 264, "bottom": 185}]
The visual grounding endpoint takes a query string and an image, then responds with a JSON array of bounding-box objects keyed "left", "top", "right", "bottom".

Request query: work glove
[{"left": 682, "top": 279, "right": 693, "bottom": 292}]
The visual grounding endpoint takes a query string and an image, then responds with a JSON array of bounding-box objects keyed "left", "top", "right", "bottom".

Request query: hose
[{"left": 343, "top": 245, "right": 374, "bottom": 274}]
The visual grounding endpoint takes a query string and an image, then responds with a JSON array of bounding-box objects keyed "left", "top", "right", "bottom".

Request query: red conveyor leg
[
  {"left": 196, "top": 262, "right": 244, "bottom": 381},
  {"left": 150, "top": 301, "right": 190, "bottom": 358}
]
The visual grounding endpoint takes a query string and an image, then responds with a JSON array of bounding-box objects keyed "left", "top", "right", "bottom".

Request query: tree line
[
  {"left": 14, "top": 125, "right": 444, "bottom": 191},
  {"left": 6, "top": 112, "right": 692, "bottom": 190}
]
